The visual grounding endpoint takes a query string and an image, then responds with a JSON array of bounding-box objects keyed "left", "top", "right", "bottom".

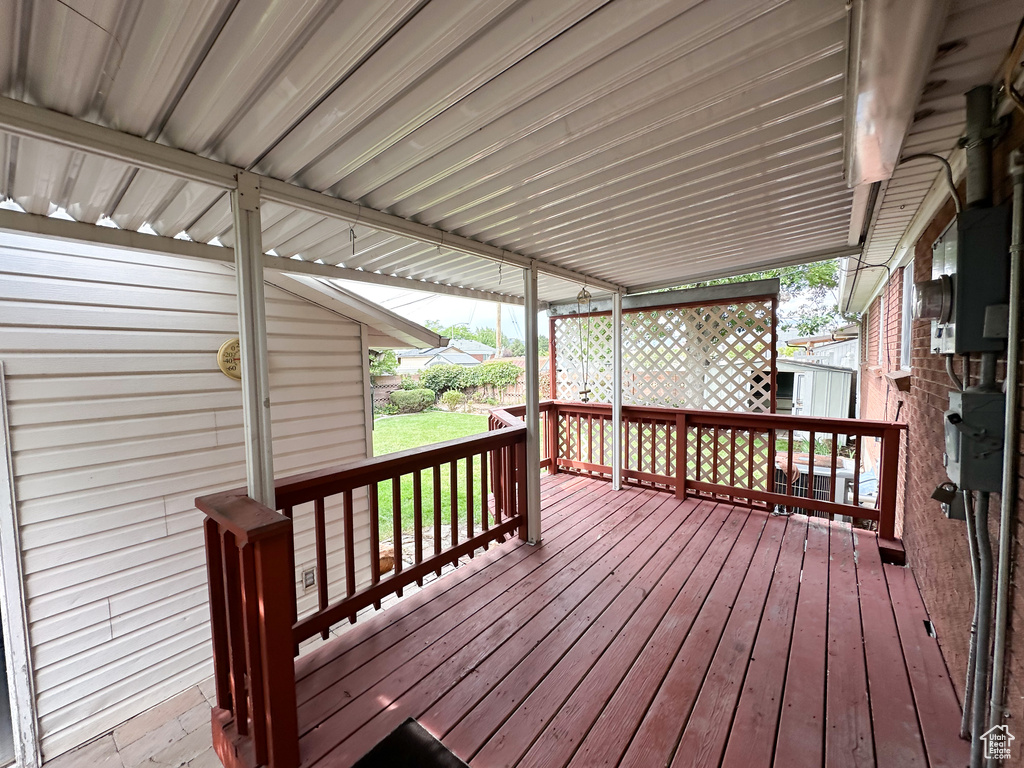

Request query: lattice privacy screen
[{"left": 552, "top": 298, "right": 775, "bottom": 412}]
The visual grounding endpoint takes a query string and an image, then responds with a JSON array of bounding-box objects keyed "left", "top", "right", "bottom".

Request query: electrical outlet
[{"left": 302, "top": 568, "right": 316, "bottom": 590}]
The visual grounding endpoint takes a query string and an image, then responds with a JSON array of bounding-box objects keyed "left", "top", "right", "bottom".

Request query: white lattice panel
[
  {"left": 553, "top": 299, "right": 774, "bottom": 412},
  {"left": 553, "top": 314, "right": 614, "bottom": 402}
]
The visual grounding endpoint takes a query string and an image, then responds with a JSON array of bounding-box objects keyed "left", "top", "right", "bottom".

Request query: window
[{"left": 901, "top": 263, "right": 914, "bottom": 369}]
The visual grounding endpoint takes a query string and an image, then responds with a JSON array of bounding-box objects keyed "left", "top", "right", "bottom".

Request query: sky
[{"left": 338, "top": 280, "right": 545, "bottom": 342}]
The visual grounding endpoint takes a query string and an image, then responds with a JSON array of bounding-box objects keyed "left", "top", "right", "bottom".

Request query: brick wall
[{"left": 858, "top": 118, "right": 1023, "bottom": 723}]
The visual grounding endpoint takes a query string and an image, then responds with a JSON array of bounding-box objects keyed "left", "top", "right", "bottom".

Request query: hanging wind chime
[{"left": 576, "top": 284, "right": 593, "bottom": 403}]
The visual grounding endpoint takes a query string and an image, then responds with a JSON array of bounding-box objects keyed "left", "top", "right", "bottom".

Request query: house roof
[
  {"left": 0, "top": 1, "right": 1018, "bottom": 306},
  {"left": 427, "top": 350, "right": 480, "bottom": 366}
]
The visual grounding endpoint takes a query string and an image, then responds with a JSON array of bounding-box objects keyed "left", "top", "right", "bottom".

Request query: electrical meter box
[
  {"left": 944, "top": 390, "right": 1005, "bottom": 492},
  {"left": 929, "top": 205, "right": 1011, "bottom": 354}
]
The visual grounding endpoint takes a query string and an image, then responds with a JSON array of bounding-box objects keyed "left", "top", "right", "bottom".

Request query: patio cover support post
[
  {"left": 232, "top": 172, "right": 275, "bottom": 507},
  {"left": 524, "top": 263, "right": 542, "bottom": 543},
  {"left": 611, "top": 292, "right": 623, "bottom": 490}
]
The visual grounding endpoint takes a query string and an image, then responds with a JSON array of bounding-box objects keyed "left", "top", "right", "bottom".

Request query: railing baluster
[
  {"left": 466, "top": 455, "right": 474, "bottom": 558},
  {"left": 649, "top": 419, "right": 656, "bottom": 477},
  {"left": 450, "top": 460, "right": 459, "bottom": 554},
  {"left": 807, "top": 429, "right": 817, "bottom": 508},
  {"left": 516, "top": 437, "right": 528, "bottom": 541},
  {"left": 853, "top": 434, "right": 862, "bottom": 508},
  {"left": 369, "top": 484, "right": 381, "bottom": 610},
  {"left": 830, "top": 433, "right": 839, "bottom": 508},
  {"left": 786, "top": 428, "right": 795, "bottom": 509},
  {"left": 314, "top": 498, "right": 329, "bottom": 640},
  {"left": 431, "top": 464, "right": 442, "bottom": 576},
  {"left": 413, "top": 471, "right": 424, "bottom": 587},
  {"left": 239, "top": 543, "right": 268, "bottom": 765},
  {"left": 392, "top": 476, "right": 403, "bottom": 596},
  {"left": 729, "top": 427, "right": 737, "bottom": 492},
  {"left": 221, "top": 529, "right": 249, "bottom": 737},
  {"left": 587, "top": 414, "right": 594, "bottom": 467},
  {"left": 480, "top": 451, "right": 489, "bottom": 550},
  {"left": 343, "top": 490, "right": 356, "bottom": 623}
]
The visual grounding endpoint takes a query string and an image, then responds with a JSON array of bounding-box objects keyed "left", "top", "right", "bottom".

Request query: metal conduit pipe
[
  {"left": 970, "top": 491, "right": 994, "bottom": 768},
  {"left": 988, "top": 150, "right": 1024, "bottom": 757},
  {"left": 962, "top": 488, "right": 981, "bottom": 739}
]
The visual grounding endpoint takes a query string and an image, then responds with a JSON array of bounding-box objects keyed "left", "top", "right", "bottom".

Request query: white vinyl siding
[{"left": 0, "top": 234, "right": 372, "bottom": 760}]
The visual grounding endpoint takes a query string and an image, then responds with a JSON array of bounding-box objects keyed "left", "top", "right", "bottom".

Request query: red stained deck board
[
  {"left": 553, "top": 512, "right": 768, "bottom": 768},
  {"left": 663, "top": 514, "right": 792, "bottom": 768},
  {"left": 773, "top": 517, "right": 830, "bottom": 767},
  {"left": 324, "top": 491, "right": 690, "bottom": 765},
  {"left": 295, "top": 482, "right": 652, "bottom": 712},
  {"left": 854, "top": 529, "right": 928, "bottom": 768},
  {"left": 268, "top": 477, "right": 967, "bottom": 768},
  {"left": 437, "top": 499, "right": 722, "bottom": 759},
  {"left": 503, "top": 505, "right": 752, "bottom": 768},
  {"left": 300, "top": 488, "right": 674, "bottom": 765},
  {"left": 419, "top": 495, "right": 705, "bottom": 748},
  {"left": 825, "top": 525, "right": 875, "bottom": 768},
  {"left": 470, "top": 500, "right": 736, "bottom": 767},
  {"left": 719, "top": 515, "right": 809, "bottom": 768},
  {"left": 883, "top": 563, "right": 970, "bottom": 768},
  {"left": 293, "top": 475, "right": 590, "bottom": 685},
  {"left": 606, "top": 515, "right": 786, "bottom": 768}
]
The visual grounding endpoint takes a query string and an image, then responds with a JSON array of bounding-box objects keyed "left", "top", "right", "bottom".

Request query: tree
[
  {"left": 683, "top": 260, "right": 855, "bottom": 337},
  {"left": 369, "top": 349, "right": 398, "bottom": 377}
]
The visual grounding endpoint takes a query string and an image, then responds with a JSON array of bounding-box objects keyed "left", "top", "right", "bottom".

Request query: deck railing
[
  {"left": 503, "top": 401, "right": 904, "bottom": 544},
  {"left": 196, "top": 419, "right": 529, "bottom": 768}
]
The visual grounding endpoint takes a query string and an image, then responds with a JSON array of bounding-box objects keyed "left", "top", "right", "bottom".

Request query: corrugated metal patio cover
[{"left": 0, "top": 0, "right": 1017, "bottom": 304}]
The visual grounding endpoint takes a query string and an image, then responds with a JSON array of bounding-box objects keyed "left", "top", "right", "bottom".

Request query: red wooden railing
[
  {"left": 196, "top": 420, "right": 528, "bottom": 768},
  {"left": 505, "top": 401, "right": 904, "bottom": 544}
]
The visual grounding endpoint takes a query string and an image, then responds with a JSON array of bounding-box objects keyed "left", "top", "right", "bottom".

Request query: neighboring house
[
  {"left": 447, "top": 339, "right": 497, "bottom": 362},
  {"left": 423, "top": 349, "right": 481, "bottom": 367},
  {"left": 395, "top": 343, "right": 490, "bottom": 374},
  {"left": 0, "top": 232, "right": 441, "bottom": 762}
]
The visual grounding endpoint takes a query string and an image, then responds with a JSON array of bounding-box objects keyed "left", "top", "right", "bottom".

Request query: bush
[
  {"left": 400, "top": 374, "right": 419, "bottom": 390},
  {"left": 390, "top": 388, "right": 436, "bottom": 413},
  {"left": 468, "top": 360, "right": 521, "bottom": 389},
  {"left": 441, "top": 390, "right": 467, "bottom": 411},
  {"left": 374, "top": 403, "right": 399, "bottom": 416},
  {"left": 421, "top": 364, "right": 471, "bottom": 394}
]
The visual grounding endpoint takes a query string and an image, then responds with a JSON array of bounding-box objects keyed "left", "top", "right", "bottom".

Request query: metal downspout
[{"left": 987, "top": 150, "right": 1024, "bottom": 757}]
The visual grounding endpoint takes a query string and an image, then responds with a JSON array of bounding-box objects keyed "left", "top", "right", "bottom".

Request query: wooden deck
[{"left": 289, "top": 475, "right": 966, "bottom": 768}]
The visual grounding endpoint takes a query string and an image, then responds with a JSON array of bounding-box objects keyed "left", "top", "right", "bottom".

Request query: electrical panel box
[
  {"left": 952, "top": 205, "right": 1011, "bottom": 353},
  {"left": 944, "top": 390, "right": 1005, "bottom": 492},
  {"left": 928, "top": 205, "right": 1011, "bottom": 354}
]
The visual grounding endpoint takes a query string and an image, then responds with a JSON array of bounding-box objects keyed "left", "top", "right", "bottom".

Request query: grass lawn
[{"left": 372, "top": 411, "right": 489, "bottom": 540}]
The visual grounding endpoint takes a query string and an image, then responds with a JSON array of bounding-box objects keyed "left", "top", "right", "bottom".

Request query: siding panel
[{"left": 0, "top": 233, "right": 373, "bottom": 759}]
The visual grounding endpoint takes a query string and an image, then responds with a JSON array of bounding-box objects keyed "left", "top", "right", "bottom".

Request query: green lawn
[{"left": 372, "top": 411, "right": 489, "bottom": 541}]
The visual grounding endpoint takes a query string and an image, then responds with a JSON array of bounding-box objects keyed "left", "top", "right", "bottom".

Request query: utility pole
[{"left": 495, "top": 303, "right": 502, "bottom": 357}]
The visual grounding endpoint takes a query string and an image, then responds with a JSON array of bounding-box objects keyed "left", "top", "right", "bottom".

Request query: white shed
[{"left": 0, "top": 233, "right": 440, "bottom": 761}]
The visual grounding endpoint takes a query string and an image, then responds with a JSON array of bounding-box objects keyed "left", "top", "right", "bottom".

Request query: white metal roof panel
[{"left": 0, "top": 0, "right": 1018, "bottom": 305}]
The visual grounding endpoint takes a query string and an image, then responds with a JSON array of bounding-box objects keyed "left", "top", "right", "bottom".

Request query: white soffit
[
  {"left": 0, "top": 0, "right": 968, "bottom": 302},
  {"left": 840, "top": 0, "right": 1022, "bottom": 313}
]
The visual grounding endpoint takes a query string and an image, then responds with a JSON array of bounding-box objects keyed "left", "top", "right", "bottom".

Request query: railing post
[
  {"left": 546, "top": 403, "right": 559, "bottom": 475},
  {"left": 203, "top": 519, "right": 232, "bottom": 711},
  {"left": 878, "top": 425, "right": 900, "bottom": 542},
  {"left": 675, "top": 412, "right": 687, "bottom": 500},
  {"left": 253, "top": 529, "right": 299, "bottom": 768},
  {"left": 612, "top": 292, "right": 623, "bottom": 490}
]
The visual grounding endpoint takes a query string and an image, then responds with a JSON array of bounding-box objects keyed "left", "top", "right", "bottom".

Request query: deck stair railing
[{"left": 196, "top": 417, "right": 528, "bottom": 768}]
